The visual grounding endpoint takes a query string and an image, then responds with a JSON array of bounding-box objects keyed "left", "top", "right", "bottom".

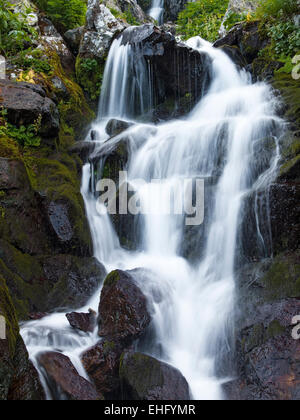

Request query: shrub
[
  {"left": 35, "top": 0, "right": 87, "bottom": 32},
  {"left": 0, "top": 0, "right": 37, "bottom": 56},
  {"left": 254, "top": 0, "right": 299, "bottom": 20},
  {"left": 176, "top": 0, "right": 229, "bottom": 42}
]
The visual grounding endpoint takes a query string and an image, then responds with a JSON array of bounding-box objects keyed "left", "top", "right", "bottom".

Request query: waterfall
[
  {"left": 149, "top": 0, "right": 164, "bottom": 24},
  {"left": 21, "top": 33, "right": 283, "bottom": 400},
  {"left": 99, "top": 32, "right": 153, "bottom": 120}
]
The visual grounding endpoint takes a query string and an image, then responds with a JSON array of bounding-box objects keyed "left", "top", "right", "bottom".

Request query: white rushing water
[
  {"left": 21, "top": 34, "right": 283, "bottom": 400},
  {"left": 149, "top": 0, "right": 164, "bottom": 24}
]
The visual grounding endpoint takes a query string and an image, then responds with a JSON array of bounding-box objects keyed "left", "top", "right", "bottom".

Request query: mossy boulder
[
  {"left": 228, "top": 254, "right": 300, "bottom": 400},
  {"left": 119, "top": 352, "right": 191, "bottom": 400},
  {"left": 98, "top": 269, "right": 151, "bottom": 345},
  {"left": 38, "top": 352, "right": 102, "bottom": 400},
  {"left": 81, "top": 339, "right": 123, "bottom": 398},
  {"left": 0, "top": 239, "right": 106, "bottom": 320},
  {"left": 0, "top": 275, "right": 44, "bottom": 400}
]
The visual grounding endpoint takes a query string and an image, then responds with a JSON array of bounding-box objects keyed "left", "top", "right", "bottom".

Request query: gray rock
[
  {"left": 79, "top": 1, "right": 127, "bottom": 60},
  {"left": 120, "top": 352, "right": 191, "bottom": 400},
  {"left": 0, "top": 80, "right": 59, "bottom": 137},
  {"left": 64, "top": 26, "right": 84, "bottom": 55}
]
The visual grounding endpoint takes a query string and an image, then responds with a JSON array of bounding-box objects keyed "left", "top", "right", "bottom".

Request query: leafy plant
[
  {"left": 223, "top": 11, "right": 248, "bottom": 31},
  {"left": 176, "top": 0, "right": 229, "bottom": 42},
  {"left": 0, "top": 0, "right": 37, "bottom": 56},
  {"left": 0, "top": 109, "right": 41, "bottom": 147},
  {"left": 34, "top": 0, "right": 87, "bottom": 32},
  {"left": 254, "top": 0, "right": 299, "bottom": 20}
]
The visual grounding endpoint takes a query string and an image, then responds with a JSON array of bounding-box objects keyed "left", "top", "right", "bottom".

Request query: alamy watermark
[
  {"left": 291, "top": 315, "right": 300, "bottom": 340},
  {"left": 0, "top": 56, "right": 5, "bottom": 79},
  {"left": 0, "top": 315, "right": 6, "bottom": 340},
  {"left": 96, "top": 171, "right": 205, "bottom": 226}
]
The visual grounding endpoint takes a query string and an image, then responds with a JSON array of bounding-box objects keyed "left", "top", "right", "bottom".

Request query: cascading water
[
  {"left": 21, "top": 32, "right": 283, "bottom": 400},
  {"left": 149, "top": 0, "right": 164, "bottom": 25}
]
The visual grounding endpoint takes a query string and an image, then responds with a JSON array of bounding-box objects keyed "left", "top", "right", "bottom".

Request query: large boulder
[
  {"left": 98, "top": 269, "right": 151, "bottom": 345},
  {"left": 81, "top": 340, "right": 123, "bottom": 397},
  {"left": 118, "top": 24, "right": 211, "bottom": 115},
  {"left": 226, "top": 253, "right": 300, "bottom": 400},
  {"left": 0, "top": 80, "right": 59, "bottom": 138},
  {"left": 214, "top": 21, "right": 269, "bottom": 64},
  {"left": 0, "top": 240, "right": 106, "bottom": 319},
  {"left": 38, "top": 352, "right": 102, "bottom": 400},
  {"left": 119, "top": 352, "right": 191, "bottom": 400},
  {"left": 0, "top": 275, "right": 44, "bottom": 400},
  {"left": 0, "top": 156, "right": 93, "bottom": 257},
  {"left": 79, "top": 1, "right": 127, "bottom": 60}
]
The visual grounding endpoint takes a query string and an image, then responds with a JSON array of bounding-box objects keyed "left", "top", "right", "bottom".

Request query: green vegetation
[
  {"left": 253, "top": 0, "right": 300, "bottom": 65},
  {"left": 76, "top": 57, "right": 105, "bottom": 102},
  {"left": 34, "top": 0, "right": 87, "bottom": 32},
  {"left": 109, "top": 7, "right": 140, "bottom": 26},
  {"left": 0, "top": 0, "right": 38, "bottom": 56},
  {"left": 0, "top": 109, "right": 41, "bottom": 148},
  {"left": 176, "top": 0, "right": 229, "bottom": 42}
]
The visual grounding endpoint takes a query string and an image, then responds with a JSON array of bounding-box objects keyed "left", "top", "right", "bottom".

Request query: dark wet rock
[
  {"left": 269, "top": 183, "right": 300, "bottom": 255},
  {"left": 66, "top": 310, "right": 96, "bottom": 333},
  {"left": 214, "top": 21, "right": 269, "bottom": 64},
  {"left": 7, "top": 337, "right": 45, "bottom": 400},
  {"left": 47, "top": 201, "right": 74, "bottom": 242},
  {"left": 227, "top": 254, "right": 300, "bottom": 400},
  {"left": 0, "top": 158, "right": 29, "bottom": 191},
  {"left": 106, "top": 119, "right": 134, "bottom": 137},
  {"left": 0, "top": 80, "right": 59, "bottom": 138},
  {"left": 119, "top": 352, "right": 191, "bottom": 400},
  {"left": 0, "top": 241, "right": 106, "bottom": 319},
  {"left": 38, "top": 352, "right": 102, "bottom": 400},
  {"left": 64, "top": 26, "right": 85, "bottom": 55},
  {"left": 82, "top": 340, "right": 124, "bottom": 397},
  {"left": 118, "top": 25, "right": 211, "bottom": 112},
  {"left": 0, "top": 275, "right": 44, "bottom": 400},
  {"left": 218, "top": 45, "right": 248, "bottom": 68},
  {"left": 98, "top": 270, "right": 151, "bottom": 345},
  {"left": 69, "top": 141, "right": 96, "bottom": 163},
  {"left": 41, "top": 254, "right": 106, "bottom": 312}
]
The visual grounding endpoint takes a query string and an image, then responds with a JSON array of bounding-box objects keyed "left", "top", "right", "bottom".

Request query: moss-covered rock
[
  {"left": 0, "top": 239, "right": 106, "bottom": 320},
  {"left": 119, "top": 352, "right": 191, "bottom": 400},
  {"left": 0, "top": 275, "right": 44, "bottom": 400}
]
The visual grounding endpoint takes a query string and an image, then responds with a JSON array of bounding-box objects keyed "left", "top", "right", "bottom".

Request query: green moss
[
  {"left": 261, "top": 253, "right": 300, "bottom": 301},
  {"left": 104, "top": 270, "right": 120, "bottom": 288},
  {"left": 0, "top": 241, "right": 49, "bottom": 320},
  {"left": 273, "top": 73, "right": 300, "bottom": 132},
  {"left": 266, "top": 320, "right": 286, "bottom": 340},
  {"left": 0, "top": 136, "right": 21, "bottom": 159},
  {"left": 0, "top": 275, "right": 19, "bottom": 356},
  {"left": 75, "top": 57, "right": 106, "bottom": 105},
  {"left": 280, "top": 154, "right": 300, "bottom": 178}
]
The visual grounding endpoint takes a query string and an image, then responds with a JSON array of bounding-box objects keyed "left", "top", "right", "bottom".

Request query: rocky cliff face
[
  {"left": 214, "top": 21, "right": 300, "bottom": 400},
  {"left": 0, "top": 2, "right": 106, "bottom": 399}
]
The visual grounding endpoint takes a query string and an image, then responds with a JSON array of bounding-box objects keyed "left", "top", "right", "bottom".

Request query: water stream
[
  {"left": 149, "top": 0, "right": 165, "bottom": 24},
  {"left": 21, "top": 33, "right": 283, "bottom": 400}
]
